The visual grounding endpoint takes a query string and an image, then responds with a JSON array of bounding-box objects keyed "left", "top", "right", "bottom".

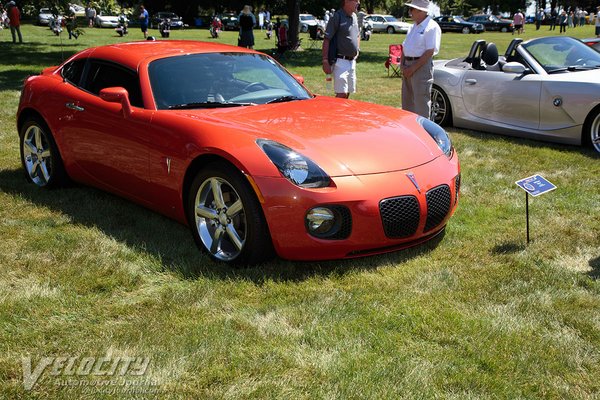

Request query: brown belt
[{"left": 404, "top": 56, "right": 421, "bottom": 61}]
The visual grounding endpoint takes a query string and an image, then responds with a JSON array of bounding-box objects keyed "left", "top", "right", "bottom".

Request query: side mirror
[
  {"left": 99, "top": 87, "right": 133, "bottom": 116},
  {"left": 292, "top": 74, "right": 304, "bottom": 85},
  {"left": 502, "top": 62, "right": 526, "bottom": 74}
]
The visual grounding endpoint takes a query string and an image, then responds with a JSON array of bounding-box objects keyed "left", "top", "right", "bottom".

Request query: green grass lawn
[{"left": 1, "top": 23, "right": 599, "bottom": 399}]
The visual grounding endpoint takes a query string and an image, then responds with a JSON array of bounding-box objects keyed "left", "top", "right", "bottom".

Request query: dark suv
[{"left": 466, "top": 14, "right": 514, "bottom": 32}]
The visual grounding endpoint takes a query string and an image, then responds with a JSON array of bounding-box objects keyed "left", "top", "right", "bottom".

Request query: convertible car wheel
[
  {"left": 430, "top": 85, "right": 452, "bottom": 126},
  {"left": 585, "top": 109, "right": 600, "bottom": 153},
  {"left": 462, "top": 27, "right": 470, "bottom": 34},
  {"left": 19, "top": 117, "right": 67, "bottom": 188},
  {"left": 187, "top": 162, "right": 273, "bottom": 264}
]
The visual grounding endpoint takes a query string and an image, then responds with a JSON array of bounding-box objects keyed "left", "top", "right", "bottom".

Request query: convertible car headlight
[
  {"left": 257, "top": 139, "right": 331, "bottom": 188},
  {"left": 417, "top": 116, "right": 452, "bottom": 157}
]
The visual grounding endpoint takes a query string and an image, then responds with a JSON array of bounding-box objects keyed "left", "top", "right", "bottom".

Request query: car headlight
[
  {"left": 417, "top": 116, "right": 452, "bottom": 157},
  {"left": 257, "top": 139, "right": 331, "bottom": 188}
]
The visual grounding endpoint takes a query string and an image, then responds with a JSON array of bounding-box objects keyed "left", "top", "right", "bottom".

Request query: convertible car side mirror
[
  {"left": 502, "top": 62, "right": 526, "bottom": 74},
  {"left": 99, "top": 87, "right": 133, "bottom": 116},
  {"left": 292, "top": 74, "right": 305, "bottom": 85}
]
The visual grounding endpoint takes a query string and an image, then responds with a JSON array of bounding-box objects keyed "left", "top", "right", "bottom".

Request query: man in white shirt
[{"left": 401, "top": 0, "right": 441, "bottom": 119}]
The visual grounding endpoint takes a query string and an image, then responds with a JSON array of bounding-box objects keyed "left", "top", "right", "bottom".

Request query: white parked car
[
  {"left": 366, "top": 14, "right": 411, "bottom": 34},
  {"left": 95, "top": 13, "right": 127, "bottom": 28},
  {"left": 299, "top": 13, "right": 321, "bottom": 33},
  {"left": 70, "top": 4, "right": 86, "bottom": 18},
  {"left": 38, "top": 8, "right": 60, "bottom": 25}
]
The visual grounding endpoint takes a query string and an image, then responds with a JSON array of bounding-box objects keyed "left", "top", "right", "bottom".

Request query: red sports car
[{"left": 17, "top": 40, "right": 460, "bottom": 264}]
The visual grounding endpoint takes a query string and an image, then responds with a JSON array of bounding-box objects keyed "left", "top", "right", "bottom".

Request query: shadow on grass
[
  {"left": 0, "top": 41, "right": 78, "bottom": 67},
  {"left": 0, "top": 168, "right": 443, "bottom": 283},
  {"left": 490, "top": 242, "right": 526, "bottom": 254},
  {"left": 588, "top": 256, "right": 600, "bottom": 280},
  {"left": 0, "top": 41, "right": 78, "bottom": 91},
  {"left": 454, "top": 128, "right": 600, "bottom": 159}
]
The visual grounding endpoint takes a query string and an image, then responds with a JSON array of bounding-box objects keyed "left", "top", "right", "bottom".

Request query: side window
[
  {"left": 62, "top": 59, "right": 86, "bottom": 86},
  {"left": 82, "top": 61, "right": 144, "bottom": 108}
]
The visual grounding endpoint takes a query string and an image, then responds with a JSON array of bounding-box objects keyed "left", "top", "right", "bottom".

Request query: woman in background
[{"left": 238, "top": 5, "right": 256, "bottom": 49}]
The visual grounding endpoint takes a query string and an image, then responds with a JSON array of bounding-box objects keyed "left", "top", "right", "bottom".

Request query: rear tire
[
  {"left": 387, "top": 26, "right": 395, "bottom": 34},
  {"left": 186, "top": 162, "right": 274, "bottom": 265},
  {"left": 462, "top": 26, "right": 470, "bottom": 34},
  {"left": 19, "top": 116, "right": 68, "bottom": 188},
  {"left": 501, "top": 27, "right": 508, "bottom": 32},
  {"left": 430, "top": 85, "right": 452, "bottom": 126}
]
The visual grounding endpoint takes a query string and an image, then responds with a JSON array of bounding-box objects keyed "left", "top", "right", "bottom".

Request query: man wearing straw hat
[{"left": 401, "top": 0, "right": 441, "bottom": 118}]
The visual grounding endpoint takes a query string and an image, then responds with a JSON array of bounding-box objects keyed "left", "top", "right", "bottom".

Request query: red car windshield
[{"left": 148, "top": 52, "right": 312, "bottom": 109}]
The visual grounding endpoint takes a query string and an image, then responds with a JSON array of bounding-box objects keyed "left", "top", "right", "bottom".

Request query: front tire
[
  {"left": 430, "top": 85, "right": 452, "bottom": 126},
  {"left": 501, "top": 27, "right": 508, "bottom": 32},
  {"left": 386, "top": 26, "right": 395, "bottom": 34},
  {"left": 462, "top": 26, "right": 470, "bottom": 34},
  {"left": 19, "top": 116, "right": 68, "bottom": 188},
  {"left": 187, "top": 162, "right": 274, "bottom": 265}
]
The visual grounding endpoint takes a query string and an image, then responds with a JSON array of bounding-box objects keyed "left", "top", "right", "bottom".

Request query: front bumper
[{"left": 254, "top": 154, "right": 460, "bottom": 261}]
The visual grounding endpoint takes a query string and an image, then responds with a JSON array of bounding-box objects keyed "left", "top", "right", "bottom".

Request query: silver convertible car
[{"left": 431, "top": 36, "right": 600, "bottom": 153}]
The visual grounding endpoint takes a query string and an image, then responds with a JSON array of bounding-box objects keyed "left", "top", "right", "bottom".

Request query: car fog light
[{"left": 306, "top": 207, "right": 335, "bottom": 235}]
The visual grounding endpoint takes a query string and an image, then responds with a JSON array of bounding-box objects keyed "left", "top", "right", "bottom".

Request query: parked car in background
[
  {"left": 69, "top": 4, "right": 85, "bottom": 18},
  {"left": 151, "top": 12, "right": 184, "bottom": 29},
  {"left": 38, "top": 8, "right": 59, "bottom": 26},
  {"left": 299, "top": 13, "right": 321, "bottom": 33},
  {"left": 220, "top": 13, "right": 239, "bottom": 31},
  {"left": 582, "top": 37, "right": 600, "bottom": 52},
  {"left": 365, "top": 14, "right": 410, "bottom": 33},
  {"left": 434, "top": 16, "right": 484, "bottom": 33},
  {"left": 95, "top": 13, "right": 127, "bottom": 28},
  {"left": 17, "top": 40, "right": 460, "bottom": 264},
  {"left": 466, "top": 14, "right": 513, "bottom": 32},
  {"left": 431, "top": 37, "right": 600, "bottom": 153}
]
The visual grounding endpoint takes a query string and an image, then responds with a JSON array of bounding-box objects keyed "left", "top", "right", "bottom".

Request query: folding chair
[
  {"left": 307, "top": 25, "right": 323, "bottom": 49},
  {"left": 385, "top": 44, "right": 403, "bottom": 77}
]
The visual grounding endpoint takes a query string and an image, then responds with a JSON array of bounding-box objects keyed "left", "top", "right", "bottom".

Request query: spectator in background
[
  {"left": 559, "top": 9, "right": 568, "bottom": 33},
  {"left": 535, "top": 8, "right": 544, "bottom": 30},
  {"left": 512, "top": 9, "right": 524, "bottom": 35},
  {"left": 139, "top": 5, "right": 149, "bottom": 38},
  {"left": 65, "top": 7, "right": 79, "bottom": 39},
  {"left": 258, "top": 9, "right": 264, "bottom": 29},
  {"left": 7, "top": 1, "right": 22, "bottom": 43},
  {"left": 86, "top": 2, "right": 96, "bottom": 28},
  {"left": 238, "top": 5, "right": 255, "bottom": 49},
  {"left": 549, "top": 7, "right": 557, "bottom": 30},
  {"left": 568, "top": 10, "right": 574, "bottom": 28},
  {"left": 596, "top": 7, "right": 600, "bottom": 37},
  {"left": 322, "top": 0, "right": 360, "bottom": 99},
  {"left": 0, "top": 6, "right": 7, "bottom": 29},
  {"left": 401, "top": 0, "right": 441, "bottom": 118}
]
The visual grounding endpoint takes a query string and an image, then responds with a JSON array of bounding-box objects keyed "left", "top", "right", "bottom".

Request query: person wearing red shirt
[{"left": 7, "top": 1, "right": 22, "bottom": 43}]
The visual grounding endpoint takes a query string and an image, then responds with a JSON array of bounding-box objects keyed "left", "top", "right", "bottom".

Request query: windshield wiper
[
  {"left": 168, "top": 101, "right": 256, "bottom": 110},
  {"left": 547, "top": 65, "right": 600, "bottom": 73},
  {"left": 266, "top": 95, "right": 303, "bottom": 104}
]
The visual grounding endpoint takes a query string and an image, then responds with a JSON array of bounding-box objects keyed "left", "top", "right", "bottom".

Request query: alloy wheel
[{"left": 194, "top": 176, "right": 247, "bottom": 261}]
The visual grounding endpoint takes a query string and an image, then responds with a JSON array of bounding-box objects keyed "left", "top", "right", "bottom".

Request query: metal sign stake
[{"left": 526, "top": 192, "right": 530, "bottom": 244}]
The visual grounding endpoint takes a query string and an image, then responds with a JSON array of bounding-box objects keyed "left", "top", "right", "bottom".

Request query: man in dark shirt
[{"left": 321, "top": 0, "right": 360, "bottom": 98}]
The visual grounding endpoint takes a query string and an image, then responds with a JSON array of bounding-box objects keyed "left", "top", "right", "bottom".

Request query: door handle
[
  {"left": 465, "top": 79, "right": 477, "bottom": 85},
  {"left": 66, "top": 102, "right": 84, "bottom": 112}
]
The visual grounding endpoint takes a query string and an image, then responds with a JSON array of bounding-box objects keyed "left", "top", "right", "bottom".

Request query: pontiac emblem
[{"left": 406, "top": 172, "right": 421, "bottom": 193}]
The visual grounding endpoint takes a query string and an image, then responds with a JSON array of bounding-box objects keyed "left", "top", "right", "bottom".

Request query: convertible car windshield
[
  {"left": 522, "top": 37, "right": 600, "bottom": 73},
  {"left": 149, "top": 53, "right": 312, "bottom": 109}
]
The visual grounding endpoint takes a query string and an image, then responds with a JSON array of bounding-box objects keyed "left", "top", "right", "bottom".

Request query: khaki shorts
[{"left": 332, "top": 58, "right": 356, "bottom": 94}]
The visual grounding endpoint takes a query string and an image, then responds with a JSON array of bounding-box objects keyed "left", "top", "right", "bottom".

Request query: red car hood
[{"left": 177, "top": 97, "right": 444, "bottom": 176}]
